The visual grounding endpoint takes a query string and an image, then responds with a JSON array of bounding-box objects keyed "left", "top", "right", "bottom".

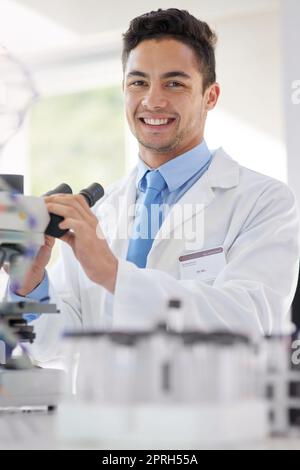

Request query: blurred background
[{"left": 0, "top": 0, "right": 299, "bottom": 202}]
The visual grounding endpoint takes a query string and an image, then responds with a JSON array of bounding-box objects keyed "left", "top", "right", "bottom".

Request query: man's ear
[{"left": 205, "top": 83, "right": 220, "bottom": 111}]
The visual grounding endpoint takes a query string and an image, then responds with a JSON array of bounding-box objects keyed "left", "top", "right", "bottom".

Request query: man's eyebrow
[
  {"left": 126, "top": 70, "right": 191, "bottom": 79},
  {"left": 126, "top": 71, "right": 148, "bottom": 78},
  {"left": 161, "top": 71, "right": 191, "bottom": 79}
]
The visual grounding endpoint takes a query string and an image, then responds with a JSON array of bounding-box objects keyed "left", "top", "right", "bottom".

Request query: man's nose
[{"left": 141, "top": 85, "right": 168, "bottom": 109}]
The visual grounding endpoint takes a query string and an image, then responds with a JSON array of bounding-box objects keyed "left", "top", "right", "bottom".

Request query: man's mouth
[{"left": 139, "top": 117, "right": 176, "bottom": 129}]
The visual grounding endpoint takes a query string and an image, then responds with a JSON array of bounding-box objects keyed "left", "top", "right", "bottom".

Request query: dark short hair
[{"left": 122, "top": 8, "right": 217, "bottom": 91}]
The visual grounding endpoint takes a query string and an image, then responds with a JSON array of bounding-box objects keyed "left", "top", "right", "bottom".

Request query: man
[{"left": 10, "top": 9, "right": 300, "bottom": 362}]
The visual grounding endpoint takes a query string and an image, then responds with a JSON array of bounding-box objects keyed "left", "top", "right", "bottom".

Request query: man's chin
[{"left": 138, "top": 138, "right": 179, "bottom": 154}]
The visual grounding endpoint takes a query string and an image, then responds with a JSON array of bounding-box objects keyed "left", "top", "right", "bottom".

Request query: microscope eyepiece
[
  {"left": 79, "top": 183, "right": 105, "bottom": 207},
  {"left": 44, "top": 183, "right": 72, "bottom": 197},
  {"left": 44, "top": 182, "right": 104, "bottom": 238}
]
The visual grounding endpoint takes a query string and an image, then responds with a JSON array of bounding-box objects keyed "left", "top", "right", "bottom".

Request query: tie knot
[{"left": 146, "top": 170, "right": 166, "bottom": 193}]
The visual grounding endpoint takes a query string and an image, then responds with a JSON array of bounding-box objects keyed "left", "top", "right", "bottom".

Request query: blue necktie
[{"left": 127, "top": 170, "right": 167, "bottom": 268}]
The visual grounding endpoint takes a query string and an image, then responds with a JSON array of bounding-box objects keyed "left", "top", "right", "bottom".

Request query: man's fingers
[
  {"left": 46, "top": 202, "right": 82, "bottom": 222},
  {"left": 46, "top": 199, "right": 94, "bottom": 225},
  {"left": 44, "top": 194, "right": 92, "bottom": 218},
  {"left": 58, "top": 218, "right": 88, "bottom": 233},
  {"left": 44, "top": 235, "right": 55, "bottom": 248}
]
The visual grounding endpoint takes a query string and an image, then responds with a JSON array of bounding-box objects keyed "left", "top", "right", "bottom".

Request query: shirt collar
[{"left": 136, "top": 140, "right": 212, "bottom": 193}]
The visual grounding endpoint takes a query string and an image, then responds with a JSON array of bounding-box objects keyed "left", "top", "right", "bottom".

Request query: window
[{"left": 30, "top": 85, "right": 125, "bottom": 196}]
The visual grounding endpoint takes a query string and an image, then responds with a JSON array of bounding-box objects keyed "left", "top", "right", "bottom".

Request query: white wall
[
  {"left": 281, "top": 0, "right": 300, "bottom": 205},
  {"left": 0, "top": 1, "right": 291, "bottom": 187},
  {"left": 205, "top": 10, "right": 286, "bottom": 182},
  {"left": 0, "top": 119, "right": 30, "bottom": 193}
]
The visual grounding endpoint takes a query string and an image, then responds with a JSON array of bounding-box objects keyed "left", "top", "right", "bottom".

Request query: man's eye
[
  {"left": 167, "top": 81, "right": 183, "bottom": 88},
  {"left": 130, "top": 81, "right": 147, "bottom": 87}
]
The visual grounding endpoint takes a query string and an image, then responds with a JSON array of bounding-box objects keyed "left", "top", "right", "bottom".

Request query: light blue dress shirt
[
  {"left": 135, "top": 139, "right": 212, "bottom": 214},
  {"left": 9, "top": 140, "right": 212, "bottom": 320},
  {"left": 8, "top": 272, "right": 50, "bottom": 323}
]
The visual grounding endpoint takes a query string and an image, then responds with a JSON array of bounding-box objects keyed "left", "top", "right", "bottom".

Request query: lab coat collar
[
  {"left": 150, "top": 147, "right": 240, "bottom": 251},
  {"left": 208, "top": 147, "right": 240, "bottom": 189}
]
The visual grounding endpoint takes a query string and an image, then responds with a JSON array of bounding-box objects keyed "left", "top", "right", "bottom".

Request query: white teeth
[{"left": 143, "top": 118, "right": 170, "bottom": 126}]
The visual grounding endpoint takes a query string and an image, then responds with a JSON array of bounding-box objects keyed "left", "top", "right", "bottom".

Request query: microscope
[
  {"left": 0, "top": 46, "right": 62, "bottom": 409},
  {"left": 0, "top": 178, "right": 103, "bottom": 410},
  {"left": 0, "top": 177, "right": 62, "bottom": 409},
  {"left": 0, "top": 46, "right": 104, "bottom": 410}
]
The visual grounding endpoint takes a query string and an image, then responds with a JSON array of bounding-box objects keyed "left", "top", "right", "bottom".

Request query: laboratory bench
[{"left": 0, "top": 410, "right": 299, "bottom": 450}]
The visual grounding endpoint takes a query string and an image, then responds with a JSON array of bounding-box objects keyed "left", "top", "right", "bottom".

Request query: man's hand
[
  {"left": 14, "top": 235, "right": 55, "bottom": 296},
  {"left": 45, "top": 194, "right": 118, "bottom": 294}
]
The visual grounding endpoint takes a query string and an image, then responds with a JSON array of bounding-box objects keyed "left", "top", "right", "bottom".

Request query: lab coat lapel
[
  {"left": 98, "top": 169, "right": 138, "bottom": 258},
  {"left": 97, "top": 170, "right": 138, "bottom": 329},
  {"left": 113, "top": 171, "right": 137, "bottom": 257},
  {"left": 150, "top": 171, "right": 214, "bottom": 252},
  {"left": 150, "top": 148, "right": 240, "bottom": 252}
]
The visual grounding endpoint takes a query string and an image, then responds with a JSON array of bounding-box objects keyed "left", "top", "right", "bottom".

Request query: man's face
[{"left": 123, "top": 38, "right": 217, "bottom": 162}]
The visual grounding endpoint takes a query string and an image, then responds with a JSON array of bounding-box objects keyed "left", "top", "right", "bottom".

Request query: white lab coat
[{"left": 29, "top": 148, "right": 300, "bottom": 364}]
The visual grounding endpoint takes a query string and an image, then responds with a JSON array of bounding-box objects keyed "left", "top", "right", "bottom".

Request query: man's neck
[{"left": 139, "top": 139, "right": 203, "bottom": 169}]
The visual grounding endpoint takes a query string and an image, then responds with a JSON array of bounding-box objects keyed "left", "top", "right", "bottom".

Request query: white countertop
[{"left": 0, "top": 411, "right": 299, "bottom": 450}]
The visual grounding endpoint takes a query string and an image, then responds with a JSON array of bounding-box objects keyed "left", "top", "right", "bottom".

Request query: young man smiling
[
  {"left": 10, "top": 9, "right": 300, "bottom": 360},
  {"left": 123, "top": 36, "right": 219, "bottom": 168}
]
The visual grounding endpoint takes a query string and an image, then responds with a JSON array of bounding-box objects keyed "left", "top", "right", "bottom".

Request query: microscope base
[{"left": 0, "top": 368, "right": 63, "bottom": 410}]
